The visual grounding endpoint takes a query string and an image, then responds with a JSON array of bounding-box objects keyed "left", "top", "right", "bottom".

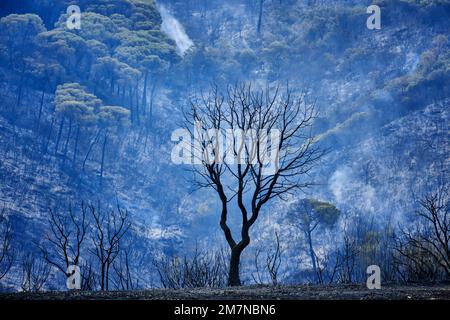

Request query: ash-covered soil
[{"left": 1, "top": 284, "right": 449, "bottom": 300}]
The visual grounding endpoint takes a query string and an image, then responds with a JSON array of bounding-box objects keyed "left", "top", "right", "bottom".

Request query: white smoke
[
  {"left": 329, "top": 166, "right": 377, "bottom": 214},
  {"left": 157, "top": 4, "right": 193, "bottom": 55}
]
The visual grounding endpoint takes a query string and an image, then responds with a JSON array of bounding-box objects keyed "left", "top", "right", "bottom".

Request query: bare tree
[
  {"left": 80, "top": 262, "right": 97, "bottom": 291},
  {"left": 288, "top": 199, "right": 340, "bottom": 283},
  {"left": 90, "top": 205, "right": 130, "bottom": 291},
  {"left": 21, "top": 253, "right": 50, "bottom": 292},
  {"left": 361, "top": 160, "right": 376, "bottom": 185},
  {"left": 393, "top": 234, "right": 441, "bottom": 282},
  {"left": 394, "top": 185, "right": 449, "bottom": 281},
  {"left": 153, "top": 255, "right": 184, "bottom": 289},
  {"left": 316, "top": 244, "right": 342, "bottom": 285},
  {"left": 252, "top": 231, "right": 283, "bottom": 285},
  {"left": 154, "top": 247, "right": 228, "bottom": 289},
  {"left": 184, "top": 83, "right": 324, "bottom": 286},
  {"left": 38, "top": 203, "right": 88, "bottom": 285},
  {"left": 257, "top": 0, "right": 266, "bottom": 35},
  {"left": 297, "top": 200, "right": 320, "bottom": 283},
  {"left": 112, "top": 246, "right": 138, "bottom": 291},
  {"left": 337, "top": 230, "right": 359, "bottom": 284},
  {"left": 0, "top": 208, "right": 14, "bottom": 282}
]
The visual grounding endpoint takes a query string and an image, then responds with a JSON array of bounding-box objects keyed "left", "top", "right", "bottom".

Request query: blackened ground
[{"left": 1, "top": 284, "right": 449, "bottom": 300}]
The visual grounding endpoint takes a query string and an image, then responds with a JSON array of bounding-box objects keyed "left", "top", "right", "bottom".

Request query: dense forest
[{"left": 0, "top": 0, "right": 449, "bottom": 293}]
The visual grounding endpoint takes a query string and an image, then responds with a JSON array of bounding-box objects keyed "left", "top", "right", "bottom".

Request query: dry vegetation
[{"left": 1, "top": 284, "right": 449, "bottom": 300}]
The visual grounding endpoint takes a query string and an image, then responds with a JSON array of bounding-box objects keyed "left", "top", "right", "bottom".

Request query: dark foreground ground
[{"left": 1, "top": 284, "right": 450, "bottom": 300}]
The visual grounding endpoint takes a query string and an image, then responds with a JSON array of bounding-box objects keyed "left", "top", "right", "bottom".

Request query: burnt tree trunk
[
  {"left": 149, "top": 81, "right": 157, "bottom": 127},
  {"left": 135, "top": 82, "right": 140, "bottom": 125},
  {"left": 306, "top": 229, "right": 318, "bottom": 283},
  {"left": 100, "top": 262, "right": 106, "bottom": 291},
  {"left": 229, "top": 247, "right": 243, "bottom": 286},
  {"left": 62, "top": 117, "right": 73, "bottom": 168},
  {"left": 72, "top": 125, "right": 80, "bottom": 166},
  {"left": 218, "top": 182, "right": 253, "bottom": 286},
  {"left": 228, "top": 238, "right": 251, "bottom": 286},
  {"left": 55, "top": 117, "right": 64, "bottom": 155},
  {"left": 37, "top": 88, "right": 45, "bottom": 132},
  {"left": 257, "top": 0, "right": 265, "bottom": 34},
  {"left": 100, "top": 133, "right": 108, "bottom": 182},
  {"left": 142, "top": 70, "right": 148, "bottom": 116},
  {"left": 42, "top": 116, "right": 55, "bottom": 155},
  {"left": 83, "top": 129, "right": 101, "bottom": 172}
]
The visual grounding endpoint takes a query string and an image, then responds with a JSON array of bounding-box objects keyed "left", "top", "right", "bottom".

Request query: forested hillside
[{"left": 0, "top": 0, "right": 448, "bottom": 292}]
